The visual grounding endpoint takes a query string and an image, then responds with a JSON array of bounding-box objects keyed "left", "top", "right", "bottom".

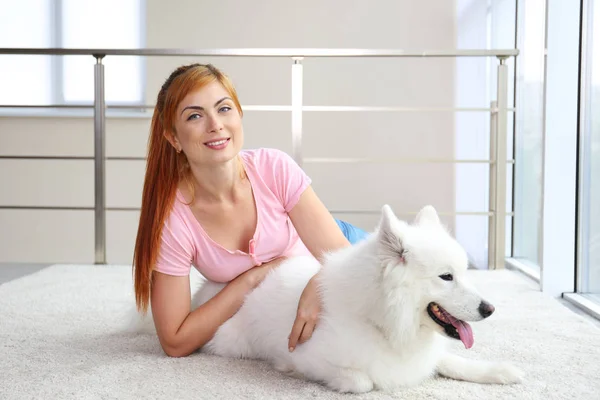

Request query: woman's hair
[{"left": 132, "top": 63, "right": 243, "bottom": 313}]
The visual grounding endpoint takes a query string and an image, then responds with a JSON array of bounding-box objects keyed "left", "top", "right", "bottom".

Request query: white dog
[{"left": 136, "top": 205, "right": 523, "bottom": 393}]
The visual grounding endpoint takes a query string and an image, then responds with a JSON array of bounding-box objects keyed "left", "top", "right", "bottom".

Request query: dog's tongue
[
  {"left": 453, "top": 320, "right": 474, "bottom": 349},
  {"left": 445, "top": 314, "right": 474, "bottom": 349}
]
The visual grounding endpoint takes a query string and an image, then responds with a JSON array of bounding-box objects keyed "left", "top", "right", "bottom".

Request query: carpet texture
[{"left": 1, "top": 265, "right": 599, "bottom": 399}]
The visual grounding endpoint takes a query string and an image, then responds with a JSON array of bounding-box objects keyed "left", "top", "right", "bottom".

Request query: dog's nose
[{"left": 478, "top": 301, "right": 495, "bottom": 318}]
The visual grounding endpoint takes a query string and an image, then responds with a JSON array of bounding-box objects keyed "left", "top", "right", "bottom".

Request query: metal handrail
[
  {"left": 0, "top": 47, "right": 518, "bottom": 269},
  {"left": 0, "top": 155, "right": 516, "bottom": 163},
  {"left": 0, "top": 104, "right": 518, "bottom": 113},
  {"left": 0, "top": 47, "right": 519, "bottom": 57},
  {"left": 0, "top": 104, "right": 518, "bottom": 112}
]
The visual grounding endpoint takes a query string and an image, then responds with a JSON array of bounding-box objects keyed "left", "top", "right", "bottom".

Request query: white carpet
[{"left": 1, "top": 265, "right": 599, "bottom": 399}]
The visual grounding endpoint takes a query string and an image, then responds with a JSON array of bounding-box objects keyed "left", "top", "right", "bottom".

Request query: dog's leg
[
  {"left": 273, "top": 360, "right": 306, "bottom": 380},
  {"left": 323, "top": 368, "right": 374, "bottom": 393},
  {"left": 436, "top": 353, "right": 523, "bottom": 385}
]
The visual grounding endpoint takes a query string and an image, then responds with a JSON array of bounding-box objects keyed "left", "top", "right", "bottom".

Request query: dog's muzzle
[
  {"left": 479, "top": 301, "right": 495, "bottom": 318},
  {"left": 427, "top": 302, "right": 475, "bottom": 349}
]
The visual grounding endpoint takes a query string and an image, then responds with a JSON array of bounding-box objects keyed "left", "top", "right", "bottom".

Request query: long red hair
[{"left": 133, "top": 63, "right": 243, "bottom": 313}]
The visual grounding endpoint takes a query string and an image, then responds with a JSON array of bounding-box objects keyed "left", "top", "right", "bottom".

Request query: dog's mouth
[{"left": 427, "top": 302, "right": 474, "bottom": 349}]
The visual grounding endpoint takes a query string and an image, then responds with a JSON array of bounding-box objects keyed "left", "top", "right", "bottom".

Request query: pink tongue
[
  {"left": 446, "top": 314, "right": 474, "bottom": 349},
  {"left": 453, "top": 320, "right": 474, "bottom": 349}
]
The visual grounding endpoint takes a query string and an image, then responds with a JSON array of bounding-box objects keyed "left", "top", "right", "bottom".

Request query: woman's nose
[{"left": 207, "top": 115, "right": 224, "bottom": 132}]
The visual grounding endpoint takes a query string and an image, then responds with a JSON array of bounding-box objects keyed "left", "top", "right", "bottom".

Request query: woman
[{"left": 133, "top": 63, "right": 368, "bottom": 358}]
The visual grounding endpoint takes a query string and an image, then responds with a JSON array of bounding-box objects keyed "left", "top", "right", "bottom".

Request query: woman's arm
[
  {"left": 286, "top": 185, "right": 352, "bottom": 351},
  {"left": 151, "top": 257, "right": 286, "bottom": 357},
  {"left": 288, "top": 185, "right": 351, "bottom": 262}
]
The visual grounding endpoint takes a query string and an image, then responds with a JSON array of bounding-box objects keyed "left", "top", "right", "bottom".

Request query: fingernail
[{"left": 289, "top": 347, "right": 294, "bottom": 352}]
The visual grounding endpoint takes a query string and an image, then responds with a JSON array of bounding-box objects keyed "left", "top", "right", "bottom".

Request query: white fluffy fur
[{"left": 132, "top": 205, "right": 523, "bottom": 393}]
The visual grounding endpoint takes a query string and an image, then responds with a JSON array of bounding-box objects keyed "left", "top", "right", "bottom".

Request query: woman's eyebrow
[{"left": 180, "top": 97, "right": 232, "bottom": 116}]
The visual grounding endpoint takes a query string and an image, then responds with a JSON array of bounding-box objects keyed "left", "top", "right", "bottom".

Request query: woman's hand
[
  {"left": 288, "top": 273, "right": 322, "bottom": 352},
  {"left": 239, "top": 257, "right": 286, "bottom": 289}
]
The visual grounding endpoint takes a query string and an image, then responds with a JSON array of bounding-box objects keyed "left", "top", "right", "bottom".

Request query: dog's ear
[
  {"left": 377, "top": 205, "right": 406, "bottom": 259},
  {"left": 379, "top": 204, "right": 396, "bottom": 232},
  {"left": 414, "top": 205, "right": 440, "bottom": 228}
]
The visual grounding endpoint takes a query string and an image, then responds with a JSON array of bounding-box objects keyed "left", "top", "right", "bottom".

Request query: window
[
  {"left": 511, "top": 0, "right": 546, "bottom": 269},
  {"left": 0, "top": 0, "right": 144, "bottom": 106},
  {"left": 578, "top": 0, "right": 600, "bottom": 301},
  {"left": 0, "top": 0, "right": 53, "bottom": 105},
  {"left": 454, "top": 0, "right": 516, "bottom": 269}
]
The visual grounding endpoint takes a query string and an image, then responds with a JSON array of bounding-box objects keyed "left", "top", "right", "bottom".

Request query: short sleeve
[
  {"left": 154, "top": 210, "right": 194, "bottom": 276},
  {"left": 258, "top": 148, "right": 312, "bottom": 212}
]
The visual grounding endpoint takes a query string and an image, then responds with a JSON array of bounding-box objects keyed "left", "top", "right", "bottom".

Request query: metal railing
[{"left": 0, "top": 47, "right": 518, "bottom": 269}]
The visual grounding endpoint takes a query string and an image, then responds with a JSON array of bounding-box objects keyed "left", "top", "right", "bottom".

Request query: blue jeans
[{"left": 335, "top": 219, "right": 369, "bottom": 244}]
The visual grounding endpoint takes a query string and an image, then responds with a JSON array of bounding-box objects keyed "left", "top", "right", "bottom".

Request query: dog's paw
[
  {"left": 273, "top": 361, "right": 302, "bottom": 378},
  {"left": 326, "top": 371, "right": 374, "bottom": 393},
  {"left": 486, "top": 362, "right": 524, "bottom": 385},
  {"left": 273, "top": 360, "right": 294, "bottom": 374}
]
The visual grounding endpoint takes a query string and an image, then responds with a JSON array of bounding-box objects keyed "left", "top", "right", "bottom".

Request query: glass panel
[
  {"left": 512, "top": 0, "right": 546, "bottom": 267},
  {"left": 61, "top": 0, "right": 143, "bottom": 104},
  {"left": 455, "top": 0, "right": 516, "bottom": 268},
  {"left": 0, "top": 0, "right": 52, "bottom": 105},
  {"left": 579, "top": 0, "right": 600, "bottom": 297}
]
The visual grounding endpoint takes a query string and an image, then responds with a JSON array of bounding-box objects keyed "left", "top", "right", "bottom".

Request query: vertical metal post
[
  {"left": 50, "top": 0, "right": 64, "bottom": 105},
  {"left": 490, "top": 58, "right": 509, "bottom": 269},
  {"left": 488, "top": 100, "right": 498, "bottom": 269},
  {"left": 94, "top": 55, "right": 106, "bottom": 264},
  {"left": 291, "top": 57, "right": 304, "bottom": 166}
]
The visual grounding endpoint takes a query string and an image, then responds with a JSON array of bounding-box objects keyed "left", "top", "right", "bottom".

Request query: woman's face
[{"left": 170, "top": 81, "right": 243, "bottom": 167}]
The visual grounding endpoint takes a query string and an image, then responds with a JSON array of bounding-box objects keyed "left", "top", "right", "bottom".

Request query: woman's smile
[{"left": 204, "top": 137, "right": 231, "bottom": 150}]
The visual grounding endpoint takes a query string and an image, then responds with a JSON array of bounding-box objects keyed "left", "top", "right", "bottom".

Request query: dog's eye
[
  {"left": 398, "top": 249, "right": 408, "bottom": 262},
  {"left": 439, "top": 274, "right": 453, "bottom": 281}
]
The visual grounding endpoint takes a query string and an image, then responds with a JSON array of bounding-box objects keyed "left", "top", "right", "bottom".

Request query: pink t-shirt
[{"left": 154, "top": 148, "right": 314, "bottom": 282}]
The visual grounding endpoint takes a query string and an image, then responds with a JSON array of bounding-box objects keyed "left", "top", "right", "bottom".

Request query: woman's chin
[{"left": 191, "top": 146, "right": 241, "bottom": 167}]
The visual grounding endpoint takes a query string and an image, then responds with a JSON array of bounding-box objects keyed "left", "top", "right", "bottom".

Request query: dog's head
[{"left": 374, "top": 204, "right": 494, "bottom": 349}]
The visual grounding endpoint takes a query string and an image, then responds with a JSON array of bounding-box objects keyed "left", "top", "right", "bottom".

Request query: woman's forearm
[{"left": 163, "top": 276, "right": 253, "bottom": 357}]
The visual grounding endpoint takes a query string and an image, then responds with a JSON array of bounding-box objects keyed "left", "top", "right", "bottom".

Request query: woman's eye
[
  {"left": 219, "top": 106, "right": 231, "bottom": 112},
  {"left": 187, "top": 113, "right": 200, "bottom": 121}
]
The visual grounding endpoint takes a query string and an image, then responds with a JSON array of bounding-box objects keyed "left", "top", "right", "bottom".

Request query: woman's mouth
[{"left": 204, "top": 138, "right": 230, "bottom": 150}]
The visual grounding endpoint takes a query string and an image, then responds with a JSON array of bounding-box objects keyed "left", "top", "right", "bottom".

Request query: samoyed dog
[{"left": 133, "top": 205, "right": 523, "bottom": 393}]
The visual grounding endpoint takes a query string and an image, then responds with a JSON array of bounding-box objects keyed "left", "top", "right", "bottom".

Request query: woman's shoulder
[
  {"left": 240, "top": 147, "right": 299, "bottom": 172},
  {"left": 153, "top": 192, "right": 196, "bottom": 276},
  {"left": 240, "top": 147, "right": 311, "bottom": 212},
  {"left": 162, "top": 190, "right": 196, "bottom": 240}
]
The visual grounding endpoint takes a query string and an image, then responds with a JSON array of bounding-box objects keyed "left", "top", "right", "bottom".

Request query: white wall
[{"left": 0, "top": 0, "right": 459, "bottom": 265}]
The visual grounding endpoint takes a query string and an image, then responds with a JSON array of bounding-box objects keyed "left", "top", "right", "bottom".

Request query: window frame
[{"left": 2, "top": 0, "right": 146, "bottom": 110}]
